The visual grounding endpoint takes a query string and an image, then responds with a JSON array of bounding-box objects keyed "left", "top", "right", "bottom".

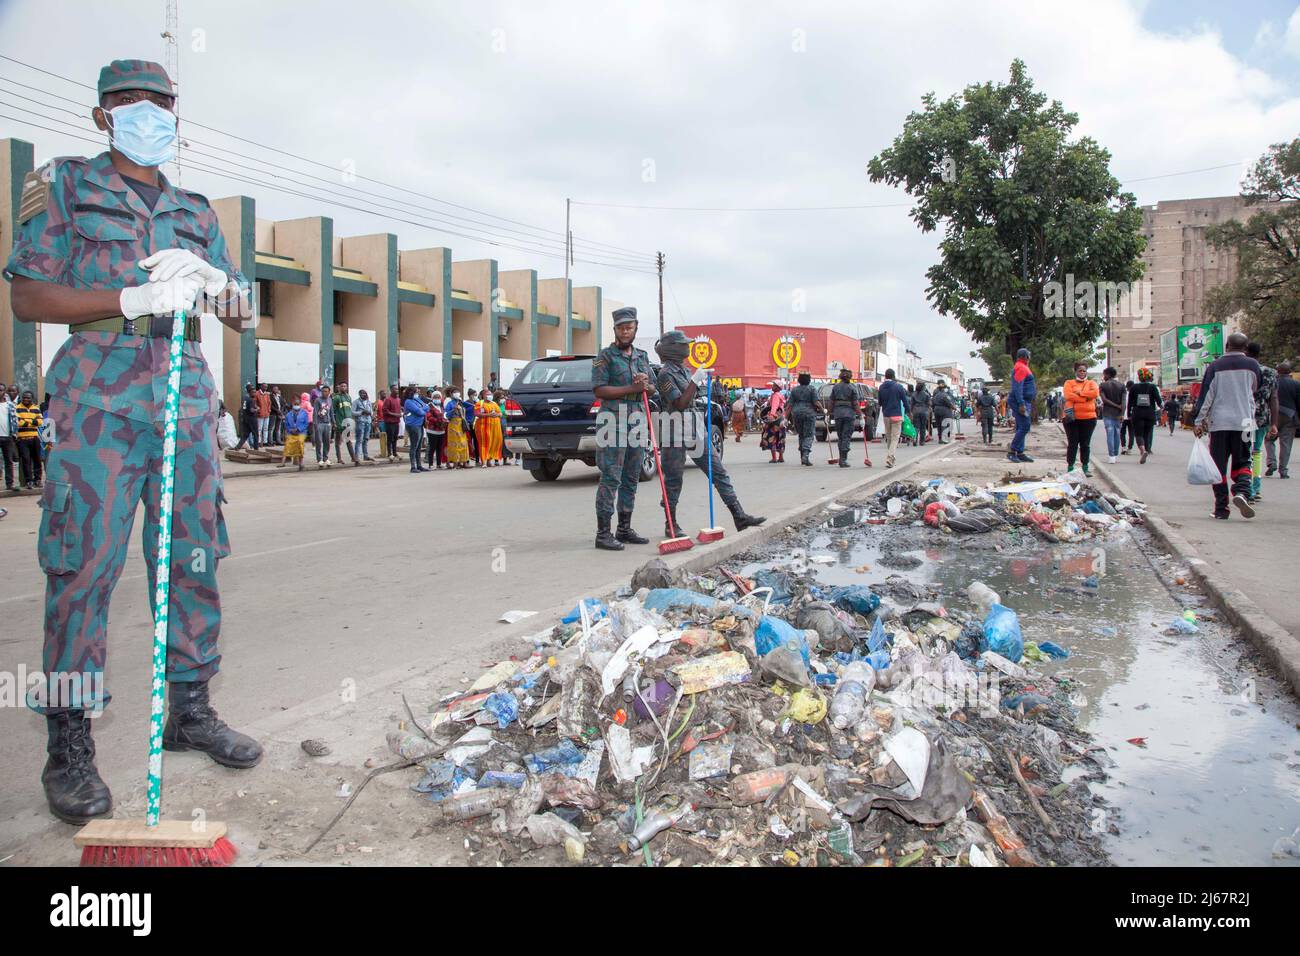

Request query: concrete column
[
  {"left": 451, "top": 258, "right": 495, "bottom": 392},
  {"left": 397, "top": 246, "right": 451, "bottom": 389},
  {"left": 0, "top": 138, "right": 36, "bottom": 390},
  {"left": 498, "top": 268, "right": 537, "bottom": 387},
  {"left": 338, "top": 232, "right": 397, "bottom": 388},
  {"left": 212, "top": 195, "right": 256, "bottom": 405},
  {"left": 537, "top": 278, "right": 570, "bottom": 358},
  {"left": 272, "top": 216, "right": 335, "bottom": 386},
  {"left": 572, "top": 285, "right": 601, "bottom": 356}
]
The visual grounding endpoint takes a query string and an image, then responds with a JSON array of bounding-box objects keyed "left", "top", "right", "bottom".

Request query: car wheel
[
  {"left": 712, "top": 424, "right": 725, "bottom": 460},
  {"left": 530, "top": 459, "right": 564, "bottom": 482}
]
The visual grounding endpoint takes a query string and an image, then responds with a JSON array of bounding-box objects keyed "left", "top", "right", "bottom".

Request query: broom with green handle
[{"left": 75, "top": 307, "right": 237, "bottom": 866}]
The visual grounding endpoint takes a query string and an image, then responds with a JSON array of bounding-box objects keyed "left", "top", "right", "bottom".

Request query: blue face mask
[{"left": 106, "top": 100, "right": 177, "bottom": 167}]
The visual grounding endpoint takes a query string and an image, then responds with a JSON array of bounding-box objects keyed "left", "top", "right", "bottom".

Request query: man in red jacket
[{"left": 381, "top": 382, "right": 403, "bottom": 462}]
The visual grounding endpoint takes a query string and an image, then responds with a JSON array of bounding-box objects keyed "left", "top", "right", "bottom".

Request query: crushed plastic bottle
[
  {"left": 830, "top": 661, "right": 876, "bottom": 730},
  {"left": 966, "top": 581, "right": 1000, "bottom": 619},
  {"left": 431, "top": 788, "right": 513, "bottom": 822},
  {"left": 626, "top": 802, "right": 694, "bottom": 851}
]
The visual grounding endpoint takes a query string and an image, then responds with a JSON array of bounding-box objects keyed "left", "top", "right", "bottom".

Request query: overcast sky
[{"left": 3, "top": 0, "right": 1300, "bottom": 376}]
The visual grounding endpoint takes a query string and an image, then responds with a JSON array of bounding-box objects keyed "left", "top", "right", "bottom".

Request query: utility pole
[
  {"left": 162, "top": 0, "right": 180, "bottom": 183},
  {"left": 564, "top": 197, "right": 572, "bottom": 281},
  {"left": 656, "top": 251, "right": 665, "bottom": 337}
]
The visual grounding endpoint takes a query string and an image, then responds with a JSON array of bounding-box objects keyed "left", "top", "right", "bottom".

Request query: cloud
[{"left": 1, "top": 0, "right": 1297, "bottom": 380}]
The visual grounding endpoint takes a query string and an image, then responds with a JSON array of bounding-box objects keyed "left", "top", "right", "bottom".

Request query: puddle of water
[{"left": 746, "top": 522, "right": 1300, "bottom": 866}]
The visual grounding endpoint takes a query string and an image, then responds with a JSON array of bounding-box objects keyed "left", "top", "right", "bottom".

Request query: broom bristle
[
  {"left": 658, "top": 536, "right": 694, "bottom": 554},
  {"left": 80, "top": 836, "right": 237, "bottom": 867}
]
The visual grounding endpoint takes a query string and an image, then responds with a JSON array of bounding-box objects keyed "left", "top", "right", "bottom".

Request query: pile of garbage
[
  {"left": 385, "top": 553, "right": 1110, "bottom": 867},
  {"left": 868, "top": 475, "right": 1145, "bottom": 543}
]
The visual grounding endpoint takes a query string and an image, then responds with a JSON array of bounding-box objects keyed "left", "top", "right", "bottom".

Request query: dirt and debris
[{"left": 357, "top": 472, "right": 1146, "bottom": 868}]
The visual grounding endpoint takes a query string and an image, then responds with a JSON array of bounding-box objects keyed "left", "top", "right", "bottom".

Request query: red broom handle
[{"left": 643, "top": 389, "right": 678, "bottom": 538}]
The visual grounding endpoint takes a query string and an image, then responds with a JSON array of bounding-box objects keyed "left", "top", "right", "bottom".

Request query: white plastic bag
[{"left": 1187, "top": 436, "right": 1222, "bottom": 485}]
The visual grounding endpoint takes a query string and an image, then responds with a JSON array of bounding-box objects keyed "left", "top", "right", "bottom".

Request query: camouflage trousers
[
  {"left": 595, "top": 444, "right": 645, "bottom": 520},
  {"left": 791, "top": 410, "right": 816, "bottom": 456},
  {"left": 30, "top": 400, "right": 229, "bottom": 714},
  {"left": 661, "top": 443, "right": 740, "bottom": 519}
]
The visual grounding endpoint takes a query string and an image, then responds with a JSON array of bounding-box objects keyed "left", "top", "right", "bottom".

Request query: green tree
[
  {"left": 1206, "top": 139, "right": 1300, "bottom": 361},
  {"left": 973, "top": 340, "right": 1104, "bottom": 391},
  {"left": 868, "top": 59, "right": 1145, "bottom": 358}
]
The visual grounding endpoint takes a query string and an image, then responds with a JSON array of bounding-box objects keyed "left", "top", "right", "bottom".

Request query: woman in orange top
[{"left": 1062, "top": 361, "right": 1100, "bottom": 476}]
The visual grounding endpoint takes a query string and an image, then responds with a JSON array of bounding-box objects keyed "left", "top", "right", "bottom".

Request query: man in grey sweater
[{"left": 1193, "top": 332, "right": 1266, "bottom": 519}]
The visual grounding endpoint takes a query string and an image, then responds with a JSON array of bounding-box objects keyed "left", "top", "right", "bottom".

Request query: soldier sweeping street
[
  {"left": 591, "top": 306, "right": 654, "bottom": 550},
  {"left": 786, "top": 372, "right": 822, "bottom": 466},
  {"left": 4, "top": 60, "right": 263, "bottom": 824},
  {"left": 653, "top": 331, "right": 766, "bottom": 535},
  {"left": 829, "top": 368, "right": 858, "bottom": 467}
]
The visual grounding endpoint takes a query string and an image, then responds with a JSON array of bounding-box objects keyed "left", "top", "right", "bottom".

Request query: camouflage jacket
[{"left": 592, "top": 343, "right": 652, "bottom": 409}]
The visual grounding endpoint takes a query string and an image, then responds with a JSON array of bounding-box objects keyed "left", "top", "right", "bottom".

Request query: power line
[
  {"left": 0, "top": 104, "right": 658, "bottom": 275},
  {"left": 0, "top": 54, "right": 656, "bottom": 260}
]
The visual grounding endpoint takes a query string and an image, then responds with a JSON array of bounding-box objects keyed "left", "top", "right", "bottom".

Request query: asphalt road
[{"left": 0, "top": 430, "right": 939, "bottom": 828}]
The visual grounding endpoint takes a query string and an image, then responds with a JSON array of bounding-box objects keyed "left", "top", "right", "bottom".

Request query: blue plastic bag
[
  {"left": 752, "top": 569, "right": 794, "bottom": 604},
  {"left": 866, "top": 616, "right": 889, "bottom": 653},
  {"left": 482, "top": 692, "right": 519, "bottom": 728},
  {"left": 561, "top": 599, "right": 607, "bottom": 624},
  {"left": 827, "top": 585, "right": 881, "bottom": 616},
  {"left": 643, "top": 588, "right": 720, "bottom": 614},
  {"left": 755, "top": 616, "right": 811, "bottom": 665},
  {"left": 983, "top": 604, "right": 1024, "bottom": 663},
  {"left": 1038, "top": 641, "right": 1070, "bottom": 659},
  {"left": 525, "top": 738, "right": 584, "bottom": 774}
]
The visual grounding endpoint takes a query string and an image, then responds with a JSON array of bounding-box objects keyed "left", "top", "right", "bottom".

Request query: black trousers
[
  {"left": 1133, "top": 418, "right": 1156, "bottom": 450},
  {"left": 980, "top": 415, "right": 994, "bottom": 443},
  {"left": 1209, "top": 430, "right": 1253, "bottom": 513},
  {"left": 0, "top": 435, "right": 16, "bottom": 487},
  {"left": 384, "top": 421, "right": 401, "bottom": 456},
  {"left": 427, "top": 431, "right": 446, "bottom": 467},
  {"left": 17, "top": 436, "right": 42, "bottom": 484},
  {"left": 233, "top": 412, "right": 259, "bottom": 449},
  {"left": 1063, "top": 418, "right": 1096, "bottom": 469}
]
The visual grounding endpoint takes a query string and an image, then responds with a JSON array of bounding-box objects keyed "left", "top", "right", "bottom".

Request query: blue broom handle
[
  {"left": 146, "top": 308, "right": 186, "bottom": 826},
  {"left": 706, "top": 372, "right": 714, "bottom": 529}
]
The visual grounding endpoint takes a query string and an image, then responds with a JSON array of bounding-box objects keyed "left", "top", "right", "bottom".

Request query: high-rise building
[{"left": 1108, "top": 195, "right": 1271, "bottom": 373}]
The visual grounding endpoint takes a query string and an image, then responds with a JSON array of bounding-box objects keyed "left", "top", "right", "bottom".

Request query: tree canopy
[{"left": 868, "top": 59, "right": 1146, "bottom": 358}]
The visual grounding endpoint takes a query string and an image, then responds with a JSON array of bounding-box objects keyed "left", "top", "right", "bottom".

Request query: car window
[{"left": 517, "top": 359, "right": 594, "bottom": 386}]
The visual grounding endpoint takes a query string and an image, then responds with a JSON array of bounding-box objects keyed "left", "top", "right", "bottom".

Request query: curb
[
  {"left": 242, "top": 438, "right": 953, "bottom": 740},
  {"left": 1090, "top": 452, "right": 1300, "bottom": 699}
]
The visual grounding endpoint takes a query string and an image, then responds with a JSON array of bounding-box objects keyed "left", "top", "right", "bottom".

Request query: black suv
[
  {"left": 814, "top": 382, "right": 879, "bottom": 442},
  {"left": 505, "top": 355, "right": 727, "bottom": 482}
]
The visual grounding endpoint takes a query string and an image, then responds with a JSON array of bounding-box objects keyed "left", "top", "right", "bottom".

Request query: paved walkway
[{"left": 1078, "top": 424, "right": 1300, "bottom": 642}]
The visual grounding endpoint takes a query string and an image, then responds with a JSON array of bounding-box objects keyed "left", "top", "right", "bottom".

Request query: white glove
[
  {"left": 140, "top": 248, "right": 228, "bottom": 297},
  {"left": 690, "top": 366, "right": 710, "bottom": 387},
  {"left": 119, "top": 273, "right": 204, "bottom": 319}
]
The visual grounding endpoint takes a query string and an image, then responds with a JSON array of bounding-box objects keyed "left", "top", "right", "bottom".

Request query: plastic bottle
[
  {"left": 431, "top": 788, "right": 513, "bottom": 823},
  {"left": 626, "top": 803, "right": 694, "bottom": 850},
  {"left": 830, "top": 661, "right": 876, "bottom": 730},
  {"left": 966, "top": 581, "right": 1000, "bottom": 618}
]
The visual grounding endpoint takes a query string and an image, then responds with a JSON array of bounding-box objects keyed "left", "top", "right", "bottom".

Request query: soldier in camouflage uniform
[
  {"left": 653, "top": 330, "right": 765, "bottom": 536},
  {"left": 4, "top": 60, "right": 262, "bottom": 824},
  {"left": 591, "top": 307, "right": 653, "bottom": 550},
  {"left": 829, "top": 368, "right": 858, "bottom": 468}
]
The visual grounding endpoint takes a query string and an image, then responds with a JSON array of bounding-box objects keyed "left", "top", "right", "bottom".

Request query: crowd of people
[
  {"left": 218, "top": 380, "right": 516, "bottom": 474},
  {"left": 0, "top": 382, "right": 53, "bottom": 491}
]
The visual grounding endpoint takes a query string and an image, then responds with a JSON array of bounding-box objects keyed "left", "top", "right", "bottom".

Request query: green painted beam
[
  {"left": 570, "top": 318, "right": 591, "bottom": 331},
  {"left": 319, "top": 218, "right": 335, "bottom": 385},
  {"left": 255, "top": 261, "right": 311, "bottom": 286},
  {"left": 237, "top": 195, "right": 257, "bottom": 391},
  {"left": 450, "top": 297, "right": 482, "bottom": 313},
  {"left": 536, "top": 312, "right": 561, "bottom": 327},
  {"left": 397, "top": 287, "right": 435, "bottom": 308},
  {"left": 333, "top": 275, "right": 378, "bottom": 297},
  {"left": 385, "top": 234, "right": 398, "bottom": 390},
  {"left": 497, "top": 306, "right": 524, "bottom": 320}
]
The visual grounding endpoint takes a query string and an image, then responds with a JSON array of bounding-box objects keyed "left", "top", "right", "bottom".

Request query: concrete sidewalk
[{"left": 1086, "top": 426, "right": 1300, "bottom": 639}]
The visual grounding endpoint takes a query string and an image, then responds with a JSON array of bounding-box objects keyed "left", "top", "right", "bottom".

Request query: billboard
[
  {"left": 1159, "top": 328, "right": 1177, "bottom": 388},
  {"left": 1174, "top": 323, "right": 1223, "bottom": 384}
]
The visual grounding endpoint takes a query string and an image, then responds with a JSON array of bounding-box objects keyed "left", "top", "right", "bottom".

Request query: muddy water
[{"left": 746, "top": 517, "right": 1300, "bottom": 866}]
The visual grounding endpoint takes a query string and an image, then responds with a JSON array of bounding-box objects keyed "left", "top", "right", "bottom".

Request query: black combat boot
[
  {"left": 730, "top": 506, "right": 767, "bottom": 532},
  {"left": 42, "top": 710, "right": 113, "bottom": 825},
  {"left": 801, "top": 453, "right": 812, "bottom": 466},
  {"left": 595, "top": 515, "right": 624, "bottom": 550},
  {"left": 615, "top": 511, "right": 649, "bottom": 544},
  {"left": 162, "top": 680, "right": 263, "bottom": 769},
  {"left": 663, "top": 505, "right": 682, "bottom": 538}
]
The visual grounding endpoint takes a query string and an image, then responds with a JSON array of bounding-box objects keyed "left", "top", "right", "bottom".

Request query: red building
[{"left": 673, "top": 322, "right": 861, "bottom": 389}]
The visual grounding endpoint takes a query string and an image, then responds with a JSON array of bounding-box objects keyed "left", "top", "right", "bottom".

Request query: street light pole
[{"left": 656, "top": 251, "right": 665, "bottom": 337}]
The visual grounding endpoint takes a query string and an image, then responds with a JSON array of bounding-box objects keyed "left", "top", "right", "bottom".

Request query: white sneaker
[{"left": 1110, "top": 455, "right": 1117, "bottom": 464}]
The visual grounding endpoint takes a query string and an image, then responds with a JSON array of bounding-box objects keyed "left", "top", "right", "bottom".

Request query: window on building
[{"left": 257, "top": 280, "right": 274, "bottom": 318}]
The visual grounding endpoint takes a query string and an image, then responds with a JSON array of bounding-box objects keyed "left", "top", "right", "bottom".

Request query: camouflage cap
[
  {"left": 97, "top": 60, "right": 174, "bottom": 98},
  {"left": 611, "top": 306, "right": 638, "bottom": 326}
]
